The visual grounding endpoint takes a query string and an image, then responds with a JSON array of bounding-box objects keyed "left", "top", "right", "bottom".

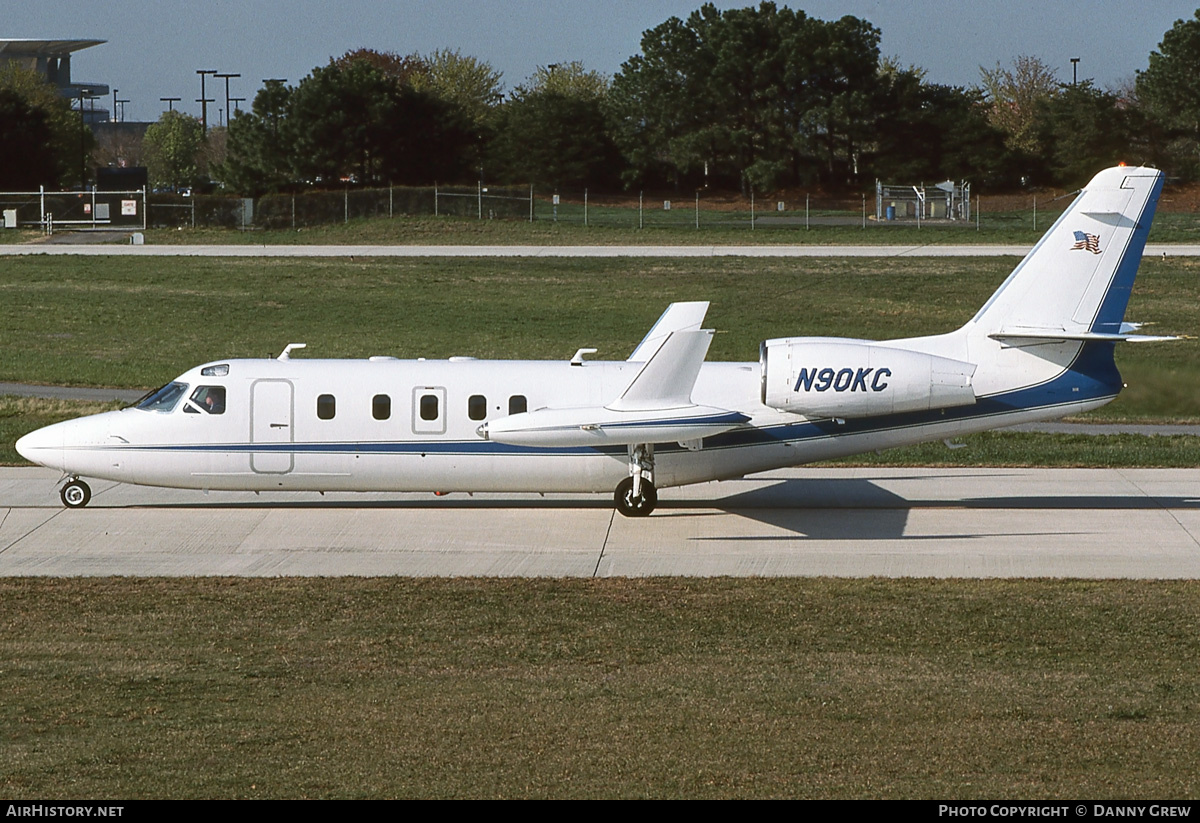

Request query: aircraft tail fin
[{"left": 969, "top": 166, "right": 1163, "bottom": 339}]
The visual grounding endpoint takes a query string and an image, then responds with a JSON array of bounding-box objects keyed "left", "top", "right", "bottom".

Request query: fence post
[
  {"left": 584, "top": 188, "right": 588, "bottom": 227},
  {"left": 1033, "top": 196, "right": 1037, "bottom": 232},
  {"left": 806, "top": 194, "right": 809, "bottom": 231},
  {"left": 40, "top": 185, "right": 45, "bottom": 227},
  {"left": 695, "top": 191, "right": 699, "bottom": 230},
  {"left": 862, "top": 194, "right": 866, "bottom": 229},
  {"left": 91, "top": 188, "right": 97, "bottom": 228},
  {"left": 389, "top": 185, "right": 393, "bottom": 218},
  {"left": 191, "top": 198, "right": 195, "bottom": 229},
  {"left": 639, "top": 191, "right": 643, "bottom": 229},
  {"left": 529, "top": 185, "right": 533, "bottom": 222},
  {"left": 478, "top": 180, "right": 482, "bottom": 220},
  {"left": 291, "top": 195, "right": 296, "bottom": 230},
  {"left": 344, "top": 187, "right": 349, "bottom": 224},
  {"left": 976, "top": 195, "right": 980, "bottom": 231},
  {"left": 750, "top": 190, "right": 754, "bottom": 231},
  {"left": 141, "top": 187, "right": 147, "bottom": 230}
]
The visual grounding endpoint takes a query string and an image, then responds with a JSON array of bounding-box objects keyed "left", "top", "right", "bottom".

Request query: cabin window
[
  {"left": 509, "top": 394, "right": 527, "bottom": 415},
  {"left": 184, "top": 385, "right": 226, "bottom": 415},
  {"left": 137, "top": 382, "right": 188, "bottom": 412},
  {"left": 317, "top": 394, "right": 336, "bottom": 420},
  {"left": 201, "top": 364, "right": 229, "bottom": 377},
  {"left": 468, "top": 394, "right": 487, "bottom": 421},
  {"left": 420, "top": 393, "right": 439, "bottom": 421},
  {"left": 373, "top": 394, "right": 391, "bottom": 420}
]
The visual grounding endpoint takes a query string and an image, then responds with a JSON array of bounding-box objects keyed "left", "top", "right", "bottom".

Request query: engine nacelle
[{"left": 760, "top": 337, "right": 977, "bottom": 418}]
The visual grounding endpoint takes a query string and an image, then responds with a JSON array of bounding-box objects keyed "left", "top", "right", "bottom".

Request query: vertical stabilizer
[{"left": 970, "top": 167, "right": 1163, "bottom": 336}]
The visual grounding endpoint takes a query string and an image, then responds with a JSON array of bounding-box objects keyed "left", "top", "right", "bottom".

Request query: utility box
[{"left": 2, "top": 208, "right": 16, "bottom": 228}]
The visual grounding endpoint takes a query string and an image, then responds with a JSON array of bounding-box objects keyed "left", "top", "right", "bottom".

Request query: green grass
[
  {"left": 133, "top": 202, "right": 1200, "bottom": 246},
  {"left": 2, "top": 578, "right": 1197, "bottom": 799},
  {"left": 1, "top": 254, "right": 1194, "bottom": 420}
]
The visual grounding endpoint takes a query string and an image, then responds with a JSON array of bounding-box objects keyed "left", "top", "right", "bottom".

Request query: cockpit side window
[
  {"left": 137, "top": 382, "right": 188, "bottom": 412},
  {"left": 184, "top": 385, "right": 226, "bottom": 415}
]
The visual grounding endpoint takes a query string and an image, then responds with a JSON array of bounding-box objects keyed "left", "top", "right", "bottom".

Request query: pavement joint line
[
  {"left": 1118, "top": 468, "right": 1200, "bottom": 553},
  {"left": 595, "top": 506, "right": 616, "bottom": 578},
  {"left": 0, "top": 504, "right": 64, "bottom": 555}
]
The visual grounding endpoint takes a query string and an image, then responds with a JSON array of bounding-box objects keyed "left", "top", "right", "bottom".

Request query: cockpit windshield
[{"left": 136, "top": 381, "right": 188, "bottom": 412}]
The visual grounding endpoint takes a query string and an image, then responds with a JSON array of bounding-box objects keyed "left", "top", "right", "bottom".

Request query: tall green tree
[
  {"left": 143, "top": 110, "right": 204, "bottom": 191},
  {"left": 0, "top": 65, "right": 91, "bottom": 188},
  {"left": 1035, "top": 82, "right": 1129, "bottom": 186},
  {"left": 217, "top": 79, "right": 294, "bottom": 195},
  {"left": 1137, "top": 10, "right": 1200, "bottom": 178},
  {"left": 492, "top": 88, "right": 620, "bottom": 189},
  {"left": 415, "top": 48, "right": 504, "bottom": 129},
  {"left": 287, "top": 56, "right": 473, "bottom": 187},
  {"left": 608, "top": 2, "right": 884, "bottom": 190},
  {"left": 978, "top": 55, "right": 1059, "bottom": 157}
]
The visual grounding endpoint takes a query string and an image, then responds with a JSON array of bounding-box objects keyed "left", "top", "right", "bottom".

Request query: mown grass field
[
  {"left": 3, "top": 578, "right": 1198, "bottom": 799},
  {"left": 132, "top": 201, "right": 1200, "bottom": 246}
]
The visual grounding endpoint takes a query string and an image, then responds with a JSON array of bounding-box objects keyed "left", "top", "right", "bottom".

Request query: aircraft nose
[{"left": 16, "top": 424, "right": 64, "bottom": 468}]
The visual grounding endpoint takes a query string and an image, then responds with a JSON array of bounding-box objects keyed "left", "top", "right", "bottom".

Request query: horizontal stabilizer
[
  {"left": 627, "top": 302, "right": 710, "bottom": 361},
  {"left": 610, "top": 329, "right": 714, "bottom": 412},
  {"left": 990, "top": 328, "right": 1180, "bottom": 344}
]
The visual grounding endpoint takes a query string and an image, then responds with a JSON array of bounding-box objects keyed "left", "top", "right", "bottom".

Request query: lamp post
[
  {"left": 196, "top": 69, "right": 217, "bottom": 131},
  {"left": 78, "top": 87, "right": 92, "bottom": 188},
  {"left": 1070, "top": 57, "right": 1080, "bottom": 86},
  {"left": 214, "top": 72, "right": 240, "bottom": 127}
]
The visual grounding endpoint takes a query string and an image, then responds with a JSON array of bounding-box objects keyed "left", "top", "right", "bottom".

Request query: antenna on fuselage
[{"left": 277, "top": 343, "right": 307, "bottom": 361}]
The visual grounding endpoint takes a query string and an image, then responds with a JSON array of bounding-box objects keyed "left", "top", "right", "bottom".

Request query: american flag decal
[{"left": 1071, "top": 230, "right": 1101, "bottom": 254}]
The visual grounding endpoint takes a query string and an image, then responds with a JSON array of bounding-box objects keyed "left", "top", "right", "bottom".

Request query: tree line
[{"left": 7, "top": 3, "right": 1200, "bottom": 195}]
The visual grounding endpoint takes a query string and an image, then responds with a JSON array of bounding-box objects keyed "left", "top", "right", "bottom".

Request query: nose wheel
[{"left": 60, "top": 479, "right": 92, "bottom": 508}]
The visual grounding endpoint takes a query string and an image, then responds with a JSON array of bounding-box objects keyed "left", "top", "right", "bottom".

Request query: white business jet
[{"left": 17, "top": 166, "right": 1174, "bottom": 516}]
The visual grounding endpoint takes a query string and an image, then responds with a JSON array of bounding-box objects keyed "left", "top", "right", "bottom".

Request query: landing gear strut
[
  {"left": 614, "top": 444, "right": 657, "bottom": 517},
  {"left": 60, "top": 478, "right": 91, "bottom": 508}
]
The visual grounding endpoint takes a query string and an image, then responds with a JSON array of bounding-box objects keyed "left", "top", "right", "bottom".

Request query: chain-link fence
[
  {"left": 0, "top": 188, "right": 147, "bottom": 231},
  {"left": 531, "top": 189, "right": 873, "bottom": 230},
  {"left": 10, "top": 183, "right": 1159, "bottom": 237}
]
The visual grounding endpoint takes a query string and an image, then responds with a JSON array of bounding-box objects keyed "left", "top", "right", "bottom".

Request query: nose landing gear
[{"left": 60, "top": 478, "right": 92, "bottom": 508}]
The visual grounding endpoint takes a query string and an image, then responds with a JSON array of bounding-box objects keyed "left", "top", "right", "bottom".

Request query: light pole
[
  {"left": 1070, "top": 57, "right": 1080, "bottom": 86},
  {"left": 161, "top": 97, "right": 180, "bottom": 113},
  {"left": 78, "top": 87, "right": 91, "bottom": 188},
  {"left": 196, "top": 69, "right": 217, "bottom": 131},
  {"left": 214, "top": 72, "right": 240, "bottom": 127}
]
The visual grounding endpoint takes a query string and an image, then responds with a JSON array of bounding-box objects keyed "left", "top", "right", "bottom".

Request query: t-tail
[{"left": 968, "top": 165, "right": 1165, "bottom": 342}]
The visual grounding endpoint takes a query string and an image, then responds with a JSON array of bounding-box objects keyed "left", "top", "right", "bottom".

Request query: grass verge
[{"left": 2, "top": 577, "right": 1197, "bottom": 799}]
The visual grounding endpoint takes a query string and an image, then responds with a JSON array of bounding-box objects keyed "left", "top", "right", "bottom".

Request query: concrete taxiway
[{"left": 2, "top": 467, "right": 1197, "bottom": 578}]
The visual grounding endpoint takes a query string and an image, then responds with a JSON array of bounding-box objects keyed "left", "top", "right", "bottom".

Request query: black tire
[
  {"left": 614, "top": 476, "right": 657, "bottom": 517},
  {"left": 60, "top": 479, "right": 92, "bottom": 508}
]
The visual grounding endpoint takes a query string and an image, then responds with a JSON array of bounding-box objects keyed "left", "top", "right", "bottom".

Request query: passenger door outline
[{"left": 251, "top": 379, "right": 294, "bottom": 473}]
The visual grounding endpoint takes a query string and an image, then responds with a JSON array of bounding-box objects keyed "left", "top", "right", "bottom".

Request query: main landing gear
[
  {"left": 614, "top": 444, "right": 657, "bottom": 517},
  {"left": 59, "top": 478, "right": 92, "bottom": 508}
]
